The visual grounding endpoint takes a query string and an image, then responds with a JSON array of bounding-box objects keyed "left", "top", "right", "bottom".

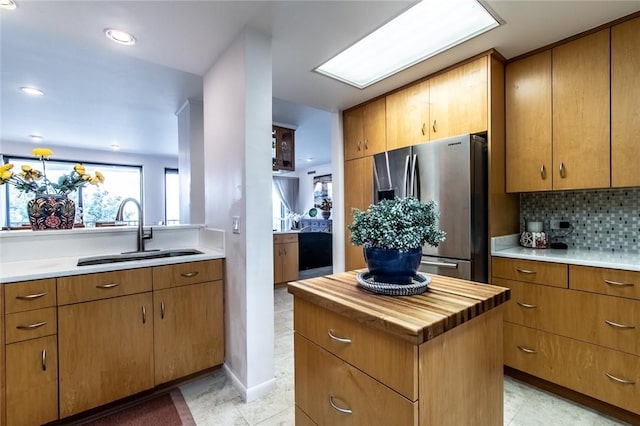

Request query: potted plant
[
  {"left": 0, "top": 148, "right": 104, "bottom": 230},
  {"left": 348, "top": 197, "right": 446, "bottom": 284},
  {"left": 316, "top": 198, "right": 332, "bottom": 219}
]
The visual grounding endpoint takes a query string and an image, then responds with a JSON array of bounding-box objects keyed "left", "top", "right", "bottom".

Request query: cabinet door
[
  {"left": 154, "top": 281, "right": 224, "bottom": 384},
  {"left": 362, "top": 97, "right": 386, "bottom": 155},
  {"left": 612, "top": 17, "right": 640, "bottom": 188},
  {"left": 344, "top": 107, "right": 364, "bottom": 160},
  {"left": 281, "top": 241, "right": 299, "bottom": 283},
  {"left": 344, "top": 157, "right": 373, "bottom": 270},
  {"left": 58, "top": 293, "right": 154, "bottom": 417},
  {"left": 552, "top": 29, "right": 610, "bottom": 190},
  {"left": 505, "top": 51, "right": 553, "bottom": 192},
  {"left": 386, "top": 81, "right": 430, "bottom": 150},
  {"left": 429, "top": 56, "right": 488, "bottom": 139},
  {"left": 273, "top": 126, "right": 295, "bottom": 171},
  {"left": 6, "top": 335, "right": 58, "bottom": 426},
  {"left": 273, "top": 242, "right": 283, "bottom": 284}
]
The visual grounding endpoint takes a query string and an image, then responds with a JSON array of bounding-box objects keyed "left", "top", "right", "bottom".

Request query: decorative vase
[
  {"left": 363, "top": 246, "right": 422, "bottom": 284},
  {"left": 321, "top": 210, "right": 331, "bottom": 220},
  {"left": 27, "top": 194, "right": 76, "bottom": 230}
]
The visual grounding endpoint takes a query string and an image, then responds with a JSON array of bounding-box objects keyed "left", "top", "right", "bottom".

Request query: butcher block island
[{"left": 288, "top": 271, "right": 510, "bottom": 426}]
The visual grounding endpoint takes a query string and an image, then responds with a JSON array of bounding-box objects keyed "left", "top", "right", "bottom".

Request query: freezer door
[
  {"left": 418, "top": 256, "right": 471, "bottom": 280},
  {"left": 373, "top": 147, "right": 412, "bottom": 203}
]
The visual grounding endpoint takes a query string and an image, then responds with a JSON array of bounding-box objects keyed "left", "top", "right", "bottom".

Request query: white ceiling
[{"left": 2, "top": 1, "right": 639, "bottom": 165}]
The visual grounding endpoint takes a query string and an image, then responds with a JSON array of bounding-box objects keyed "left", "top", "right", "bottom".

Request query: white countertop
[{"left": 491, "top": 234, "right": 640, "bottom": 272}]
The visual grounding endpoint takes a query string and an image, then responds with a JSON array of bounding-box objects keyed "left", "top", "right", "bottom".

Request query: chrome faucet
[{"left": 115, "top": 198, "right": 153, "bottom": 252}]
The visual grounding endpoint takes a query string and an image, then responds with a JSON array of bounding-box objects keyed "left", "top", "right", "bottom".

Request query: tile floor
[{"left": 180, "top": 286, "right": 630, "bottom": 426}]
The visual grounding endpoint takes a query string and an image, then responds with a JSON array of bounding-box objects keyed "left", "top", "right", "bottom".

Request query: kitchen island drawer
[
  {"left": 5, "top": 278, "right": 56, "bottom": 313},
  {"left": 153, "top": 259, "right": 222, "bottom": 289},
  {"left": 492, "top": 257, "right": 567, "bottom": 288},
  {"left": 294, "top": 297, "right": 417, "bottom": 400},
  {"left": 57, "top": 268, "right": 152, "bottom": 305},
  {"left": 5, "top": 307, "right": 57, "bottom": 344},
  {"left": 294, "top": 334, "right": 417, "bottom": 425},
  {"left": 570, "top": 265, "right": 640, "bottom": 300}
]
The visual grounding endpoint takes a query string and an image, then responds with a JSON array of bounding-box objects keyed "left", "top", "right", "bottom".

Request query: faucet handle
[{"left": 143, "top": 227, "right": 153, "bottom": 240}]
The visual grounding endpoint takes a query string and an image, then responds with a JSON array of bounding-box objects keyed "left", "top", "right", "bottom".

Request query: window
[
  {"left": 3, "top": 156, "right": 142, "bottom": 227},
  {"left": 164, "top": 168, "right": 179, "bottom": 225},
  {"left": 272, "top": 185, "right": 286, "bottom": 231}
]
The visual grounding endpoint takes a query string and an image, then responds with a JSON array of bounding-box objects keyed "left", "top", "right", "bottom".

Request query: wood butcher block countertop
[{"left": 288, "top": 270, "right": 510, "bottom": 345}]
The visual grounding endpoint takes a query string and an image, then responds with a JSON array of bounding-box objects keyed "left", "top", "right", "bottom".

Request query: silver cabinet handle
[
  {"left": 329, "top": 395, "right": 352, "bottom": 415},
  {"left": 16, "top": 292, "right": 47, "bottom": 300},
  {"left": 328, "top": 329, "right": 352, "bottom": 344},
  {"left": 420, "top": 260, "right": 458, "bottom": 269},
  {"left": 604, "top": 279, "right": 635, "bottom": 287},
  {"left": 42, "top": 348, "right": 47, "bottom": 371},
  {"left": 96, "top": 283, "right": 119, "bottom": 289},
  {"left": 421, "top": 122, "right": 425, "bottom": 135},
  {"left": 516, "top": 302, "right": 537, "bottom": 309},
  {"left": 516, "top": 268, "right": 536, "bottom": 274},
  {"left": 284, "top": 248, "right": 287, "bottom": 256},
  {"left": 181, "top": 271, "right": 198, "bottom": 278},
  {"left": 161, "top": 301, "right": 165, "bottom": 319},
  {"left": 432, "top": 119, "right": 437, "bottom": 133},
  {"left": 17, "top": 321, "right": 47, "bottom": 330},
  {"left": 605, "top": 320, "right": 635, "bottom": 329},
  {"left": 559, "top": 162, "right": 566, "bottom": 178},
  {"left": 540, "top": 164, "right": 546, "bottom": 180},
  {"left": 606, "top": 372, "right": 635, "bottom": 385},
  {"left": 517, "top": 345, "right": 537, "bottom": 354},
  {"left": 142, "top": 306, "right": 147, "bottom": 324},
  {"left": 357, "top": 140, "right": 362, "bottom": 151}
]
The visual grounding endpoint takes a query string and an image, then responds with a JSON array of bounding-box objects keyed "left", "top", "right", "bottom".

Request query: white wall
[
  {"left": 176, "top": 99, "right": 205, "bottom": 224},
  {"left": 203, "top": 28, "right": 275, "bottom": 401},
  {"left": 0, "top": 140, "right": 176, "bottom": 225}
]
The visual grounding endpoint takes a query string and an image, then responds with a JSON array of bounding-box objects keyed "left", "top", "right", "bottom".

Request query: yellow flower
[
  {"left": 95, "top": 171, "right": 105, "bottom": 183},
  {"left": 82, "top": 174, "right": 91, "bottom": 181},
  {"left": 1, "top": 163, "right": 14, "bottom": 172},
  {"left": 32, "top": 147, "right": 53, "bottom": 160},
  {"left": 89, "top": 176, "right": 100, "bottom": 185},
  {"left": 0, "top": 169, "right": 13, "bottom": 182},
  {"left": 74, "top": 164, "right": 86, "bottom": 174},
  {"left": 20, "top": 165, "right": 41, "bottom": 180}
]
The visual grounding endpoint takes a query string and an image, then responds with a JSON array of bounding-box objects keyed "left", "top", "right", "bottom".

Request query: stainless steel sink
[{"left": 77, "top": 249, "right": 204, "bottom": 266}]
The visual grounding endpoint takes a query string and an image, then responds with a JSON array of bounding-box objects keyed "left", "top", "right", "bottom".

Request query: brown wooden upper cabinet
[
  {"left": 272, "top": 125, "right": 295, "bottom": 171},
  {"left": 611, "top": 16, "right": 640, "bottom": 188},
  {"left": 386, "top": 80, "right": 430, "bottom": 150},
  {"left": 429, "top": 56, "right": 488, "bottom": 140},
  {"left": 344, "top": 98, "right": 386, "bottom": 160}
]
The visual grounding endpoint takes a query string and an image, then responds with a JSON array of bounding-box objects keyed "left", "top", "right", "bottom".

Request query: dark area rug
[{"left": 80, "top": 389, "right": 195, "bottom": 426}]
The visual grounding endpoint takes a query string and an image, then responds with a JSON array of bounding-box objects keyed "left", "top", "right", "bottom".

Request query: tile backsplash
[{"left": 520, "top": 188, "right": 639, "bottom": 253}]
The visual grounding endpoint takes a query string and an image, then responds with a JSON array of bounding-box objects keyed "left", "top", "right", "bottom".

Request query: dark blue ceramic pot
[
  {"left": 27, "top": 194, "right": 76, "bottom": 230},
  {"left": 363, "top": 246, "right": 422, "bottom": 284}
]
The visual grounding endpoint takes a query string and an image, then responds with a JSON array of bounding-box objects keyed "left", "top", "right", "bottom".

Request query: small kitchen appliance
[{"left": 519, "top": 220, "right": 548, "bottom": 248}]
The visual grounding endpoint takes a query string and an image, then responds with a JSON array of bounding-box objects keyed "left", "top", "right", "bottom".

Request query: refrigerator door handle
[
  {"left": 402, "top": 155, "right": 411, "bottom": 198},
  {"left": 410, "top": 154, "right": 418, "bottom": 199},
  {"left": 420, "top": 259, "right": 458, "bottom": 269}
]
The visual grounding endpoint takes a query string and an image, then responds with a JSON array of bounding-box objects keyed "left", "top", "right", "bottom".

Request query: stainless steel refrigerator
[{"left": 373, "top": 134, "right": 488, "bottom": 283}]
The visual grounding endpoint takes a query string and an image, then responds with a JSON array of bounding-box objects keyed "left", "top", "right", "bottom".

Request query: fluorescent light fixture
[
  {"left": 104, "top": 28, "right": 136, "bottom": 45},
  {"left": 20, "top": 86, "right": 44, "bottom": 96},
  {"left": 0, "top": 0, "right": 17, "bottom": 10},
  {"left": 29, "top": 134, "right": 43, "bottom": 142},
  {"left": 315, "top": 0, "right": 501, "bottom": 89}
]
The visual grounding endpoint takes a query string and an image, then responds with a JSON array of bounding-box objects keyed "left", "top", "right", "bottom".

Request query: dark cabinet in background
[{"left": 272, "top": 125, "right": 295, "bottom": 171}]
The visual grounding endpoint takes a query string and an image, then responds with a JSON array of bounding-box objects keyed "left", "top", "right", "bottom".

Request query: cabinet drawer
[
  {"left": 505, "top": 323, "right": 640, "bottom": 415},
  {"left": 294, "top": 334, "right": 417, "bottom": 425},
  {"left": 570, "top": 265, "right": 640, "bottom": 300},
  {"left": 492, "top": 257, "right": 568, "bottom": 288},
  {"left": 5, "top": 278, "right": 56, "bottom": 313},
  {"left": 57, "top": 268, "right": 152, "bottom": 305},
  {"left": 153, "top": 259, "right": 222, "bottom": 290},
  {"left": 5, "top": 307, "right": 57, "bottom": 344},
  {"left": 294, "top": 298, "right": 417, "bottom": 400},
  {"left": 274, "top": 233, "right": 298, "bottom": 244}
]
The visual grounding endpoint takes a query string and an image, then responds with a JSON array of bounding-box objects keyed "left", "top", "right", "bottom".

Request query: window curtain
[{"left": 272, "top": 176, "right": 299, "bottom": 213}]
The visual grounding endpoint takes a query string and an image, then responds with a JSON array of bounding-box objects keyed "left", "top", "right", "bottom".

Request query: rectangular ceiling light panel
[{"left": 315, "top": 0, "right": 501, "bottom": 89}]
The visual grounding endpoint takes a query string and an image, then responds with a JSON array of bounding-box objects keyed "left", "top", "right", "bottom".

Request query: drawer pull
[
  {"left": 516, "top": 302, "right": 537, "bottom": 309},
  {"left": 180, "top": 271, "right": 199, "bottom": 278},
  {"left": 16, "top": 292, "right": 47, "bottom": 300},
  {"left": 142, "top": 306, "right": 147, "bottom": 324},
  {"left": 96, "top": 283, "right": 119, "bottom": 289},
  {"left": 329, "top": 395, "right": 352, "bottom": 415},
  {"left": 328, "top": 329, "right": 352, "bottom": 344},
  {"left": 605, "top": 320, "right": 635, "bottom": 329},
  {"left": 517, "top": 345, "right": 537, "bottom": 354},
  {"left": 604, "top": 279, "right": 635, "bottom": 287},
  {"left": 516, "top": 269, "right": 536, "bottom": 275},
  {"left": 17, "top": 321, "right": 47, "bottom": 330},
  {"left": 42, "top": 348, "right": 47, "bottom": 371},
  {"left": 605, "top": 372, "right": 635, "bottom": 385},
  {"left": 161, "top": 301, "right": 165, "bottom": 319}
]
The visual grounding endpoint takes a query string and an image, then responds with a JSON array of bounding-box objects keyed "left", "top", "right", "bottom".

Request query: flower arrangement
[
  {"left": 287, "top": 211, "right": 302, "bottom": 223},
  {"left": 348, "top": 197, "right": 446, "bottom": 251},
  {"left": 0, "top": 148, "right": 104, "bottom": 197},
  {"left": 316, "top": 198, "right": 332, "bottom": 211}
]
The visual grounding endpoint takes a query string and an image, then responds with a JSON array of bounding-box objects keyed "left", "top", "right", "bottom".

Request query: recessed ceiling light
[
  {"left": 20, "top": 86, "right": 44, "bottom": 96},
  {"left": 0, "top": 0, "right": 17, "bottom": 10},
  {"left": 104, "top": 28, "right": 136, "bottom": 45},
  {"left": 29, "top": 134, "right": 43, "bottom": 142},
  {"left": 306, "top": 158, "right": 313, "bottom": 162},
  {"left": 315, "top": 0, "right": 502, "bottom": 89}
]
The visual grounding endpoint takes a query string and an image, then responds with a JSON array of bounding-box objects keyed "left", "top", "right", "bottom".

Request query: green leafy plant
[{"left": 348, "top": 197, "right": 446, "bottom": 251}]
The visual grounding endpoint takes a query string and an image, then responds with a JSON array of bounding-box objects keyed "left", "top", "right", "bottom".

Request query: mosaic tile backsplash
[{"left": 520, "top": 188, "right": 640, "bottom": 253}]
